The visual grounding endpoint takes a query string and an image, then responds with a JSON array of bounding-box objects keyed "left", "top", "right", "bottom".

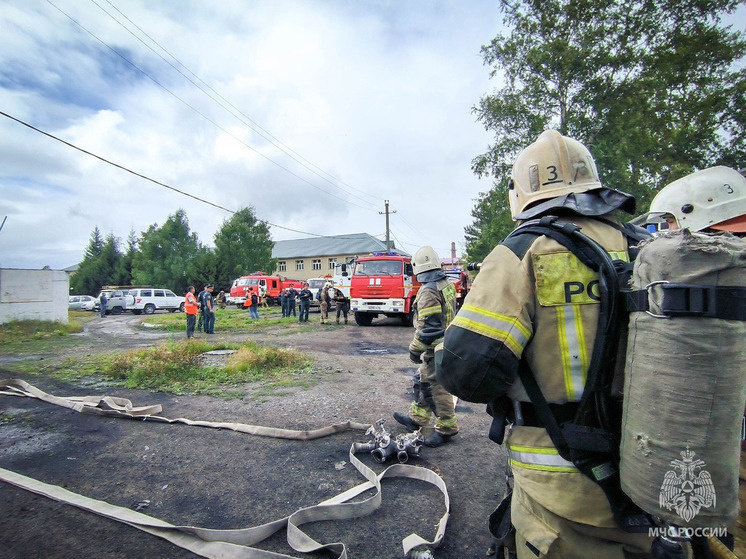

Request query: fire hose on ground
[{"left": 0, "top": 378, "right": 447, "bottom": 559}]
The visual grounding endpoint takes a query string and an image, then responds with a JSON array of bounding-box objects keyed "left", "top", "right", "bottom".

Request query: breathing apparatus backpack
[{"left": 500, "top": 216, "right": 746, "bottom": 536}]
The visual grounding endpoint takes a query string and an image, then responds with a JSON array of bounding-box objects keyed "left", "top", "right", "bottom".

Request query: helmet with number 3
[
  {"left": 412, "top": 245, "right": 441, "bottom": 275},
  {"left": 509, "top": 130, "right": 634, "bottom": 220},
  {"left": 645, "top": 166, "right": 746, "bottom": 233}
]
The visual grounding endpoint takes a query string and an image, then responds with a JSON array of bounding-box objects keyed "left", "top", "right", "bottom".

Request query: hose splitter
[{"left": 361, "top": 419, "right": 423, "bottom": 463}]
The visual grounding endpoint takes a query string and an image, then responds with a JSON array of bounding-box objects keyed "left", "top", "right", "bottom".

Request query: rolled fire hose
[{"left": 0, "top": 378, "right": 449, "bottom": 558}]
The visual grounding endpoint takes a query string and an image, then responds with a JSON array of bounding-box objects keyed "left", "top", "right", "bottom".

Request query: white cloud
[{"left": 0, "top": 0, "right": 503, "bottom": 271}]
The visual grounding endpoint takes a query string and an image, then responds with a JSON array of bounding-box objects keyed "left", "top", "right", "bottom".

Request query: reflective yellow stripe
[
  {"left": 435, "top": 416, "right": 458, "bottom": 429},
  {"left": 409, "top": 402, "right": 432, "bottom": 422},
  {"left": 418, "top": 305, "right": 441, "bottom": 317},
  {"left": 507, "top": 444, "right": 578, "bottom": 472},
  {"left": 452, "top": 304, "right": 530, "bottom": 356},
  {"left": 556, "top": 305, "right": 587, "bottom": 401},
  {"left": 410, "top": 339, "right": 428, "bottom": 352}
]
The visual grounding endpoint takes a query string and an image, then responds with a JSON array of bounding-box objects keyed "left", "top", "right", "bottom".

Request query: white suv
[{"left": 129, "top": 288, "right": 184, "bottom": 315}]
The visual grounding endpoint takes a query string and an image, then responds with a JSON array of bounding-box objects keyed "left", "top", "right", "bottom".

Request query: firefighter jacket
[
  {"left": 435, "top": 216, "right": 632, "bottom": 527},
  {"left": 410, "top": 270, "right": 458, "bottom": 358}
]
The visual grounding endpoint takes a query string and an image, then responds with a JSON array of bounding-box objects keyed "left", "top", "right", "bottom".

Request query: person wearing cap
[
  {"left": 635, "top": 166, "right": 746, "bottom": 236},
  {"left": 196, "top": 285, "right": 207, "bottom": 333},
  {"left": 200, "top": 284, "right": 215, "bottom": 334}
]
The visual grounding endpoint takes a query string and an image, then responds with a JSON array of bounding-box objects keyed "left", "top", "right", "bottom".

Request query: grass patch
[
  {"left": 0, "top": 319, "right": 83, "bottom": 341},
  {"left": 99, "top": 339, "right": 313, "bottom": 394},
  {"left": 0, "top": 318, "right": 87, "bottom": 354},
  {"left": 140, "top": 306, "right": 311, "bottom": 333}
]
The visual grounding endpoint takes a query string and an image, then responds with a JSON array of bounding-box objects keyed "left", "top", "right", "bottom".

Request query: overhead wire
[
  {"left": 31, "top": 2, "right": 456, "bottom": 253},
  {"left": 0, "top": 110, "right": 326, "bottom": 237},
  {"left": 45, "top": 0, "right": 376, "bottom": 213},
  {"left": 97, "top": 0, "right": 381, "bottom": 208}
]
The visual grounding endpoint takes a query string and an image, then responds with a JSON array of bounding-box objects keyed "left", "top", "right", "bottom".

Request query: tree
[
  {"left": 213, "top": 206, "right": 275, "bottom": 288},
  {"left": 464, "top": 188, "right": 514, "bottom": 264},
  {"left": 116, "top": 229, "right": 138, "bottom": 286},
  {"left": 70, "top": 227, "right": 120, "bottom": 295},
  {"left": 132, "top": 209, "right": 203, "bottom": 295},
  {"left": 465, "top": 0, "right": 746, "bottom": 261}
]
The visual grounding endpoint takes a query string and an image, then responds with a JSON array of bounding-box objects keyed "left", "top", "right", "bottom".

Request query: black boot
[
  {"left": 424, "top": 432, "right": 454, "bottom": 447},
  {"left": 393, "top": 412, "right": 422, "bottom": 432}
]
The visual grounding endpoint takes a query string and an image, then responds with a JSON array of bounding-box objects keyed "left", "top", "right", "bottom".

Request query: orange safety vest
[{"left": 184, "top": 292, "right": 198, "bottom": 315}]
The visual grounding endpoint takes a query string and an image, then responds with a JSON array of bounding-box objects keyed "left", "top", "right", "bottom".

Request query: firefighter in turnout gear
[
  {"left": 394, "top": 245, "right": 459, "bottom": 447},
  {"left": 436, "top": 130, "right": 658, "bottom": 557}
]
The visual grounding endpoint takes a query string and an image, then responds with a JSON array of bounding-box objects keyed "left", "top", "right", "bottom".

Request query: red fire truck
[
  {"left": 349, "top": 252, "right": 420, "bottom": 326},
  {"left": 227, "top": 273, "right": 302, "bottom": 307}
]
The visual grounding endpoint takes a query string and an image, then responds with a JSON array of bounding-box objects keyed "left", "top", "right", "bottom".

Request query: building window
[
  {"left": 312, "top": 259, "right": 321, "bottom": 270},
  {"left": 278, "top": 261, "right": 286, "bottom": 272},
  {"left": 329, "top": 258, "right": 337, "bottom": 270},
  {"left": 295, "top": 260, "right": 304, "bottom": 271}
]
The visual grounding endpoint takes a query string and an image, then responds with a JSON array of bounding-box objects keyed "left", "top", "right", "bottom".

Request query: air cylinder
[{"left": 620, "top": 229, "right": 746, "bottom": 528}]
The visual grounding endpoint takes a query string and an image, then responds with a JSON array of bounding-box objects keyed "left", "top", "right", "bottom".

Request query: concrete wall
[{"left": 0, "top": 268, "right": 69, "bottom": 325}]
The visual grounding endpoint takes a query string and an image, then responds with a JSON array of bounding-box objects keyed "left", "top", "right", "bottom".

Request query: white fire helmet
[
  {"left": 509, "top": 130, "right": 603, "bottom": 219},
  {"left": 324, "top": 282, "right": 332, "bottom": 288},
  {"left": 642, "top": 166, "right": 746, "bottom": 233},
  {"left": 412, "top": 246, "right": 440, "bottom": 275}
]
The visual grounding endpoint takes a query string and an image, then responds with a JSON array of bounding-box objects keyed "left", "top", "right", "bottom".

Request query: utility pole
[{"left": 379, "top": 200, "right": 396, "bottom": 251}]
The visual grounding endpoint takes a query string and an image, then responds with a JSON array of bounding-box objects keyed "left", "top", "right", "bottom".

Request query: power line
[
  {"left": 96, "top": 0, "right": 381, "bottom": 207},
  {"left": 0, "top": 110, "right": 330, "bottom": 238},
  {"left": 45, "top": 0, "right": 377, "bottom": 213}
]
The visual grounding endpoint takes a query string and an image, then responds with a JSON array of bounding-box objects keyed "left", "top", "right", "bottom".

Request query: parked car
[
  {"left": 68, "top": 295, "right": 96, "bottom": 311},
  {"left": 128, "top": 288, "right": 184, "bottom": 314},
  {"left": 94, "top": 289, "right": 134, "bottom": 315}
]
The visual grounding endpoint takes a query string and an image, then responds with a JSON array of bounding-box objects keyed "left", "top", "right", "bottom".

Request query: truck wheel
[
  {"left": 111, "top": 306, "right": 123, "bottom": 315},
  {"left": 354, "top": 312, "right": 374, "bottom": 326},
  {"left": 143, "top": 304, "right": 156, "bottom": 315},
  {"left": 400, "top": 311, "right": 414, "bottom": 327},
  {"left": 179, "top": 302, "right": 185, "bottom": 313}
]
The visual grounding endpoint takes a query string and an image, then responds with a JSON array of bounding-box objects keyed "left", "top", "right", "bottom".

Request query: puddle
[{"left": 352, "top": 342, "right": 406, "bottom": 355}]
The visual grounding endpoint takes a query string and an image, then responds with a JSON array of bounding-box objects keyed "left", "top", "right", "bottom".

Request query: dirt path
[{"left": 0, "top": 314, "right": 507, "bottom": 559}]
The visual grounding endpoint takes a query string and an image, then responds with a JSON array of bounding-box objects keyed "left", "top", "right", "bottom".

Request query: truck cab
[{"left": 349, "top": 252, "right": 419, "bottom": 326}]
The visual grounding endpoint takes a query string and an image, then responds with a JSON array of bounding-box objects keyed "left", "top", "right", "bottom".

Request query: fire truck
[
  {"left": 227, "top": 273, "right": 302, "bottom": 307},
  {"left": 349, "top": 252, "right": 420, "bottom": 326}
]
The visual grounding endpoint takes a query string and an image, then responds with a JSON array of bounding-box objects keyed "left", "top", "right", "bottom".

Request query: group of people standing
[
  {"left": 184, "top": 283, "right": 215, "bottom": 338},
  {"left": 184, "top": 280, "right": 350, "bottom": 333}
]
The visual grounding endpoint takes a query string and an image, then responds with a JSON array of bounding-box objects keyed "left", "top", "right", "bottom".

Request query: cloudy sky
[{"left": 0, "top": 0, "right": 509, "bottom": 270}]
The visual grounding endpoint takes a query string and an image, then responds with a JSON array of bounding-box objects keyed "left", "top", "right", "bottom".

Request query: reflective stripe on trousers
[{"left": 507, "top": 443, "right": 578, "bottom": 472}]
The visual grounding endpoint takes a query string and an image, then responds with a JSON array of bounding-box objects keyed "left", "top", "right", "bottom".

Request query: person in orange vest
[{"left": 184, "top": 286, "right": 200, "bottom": 338}]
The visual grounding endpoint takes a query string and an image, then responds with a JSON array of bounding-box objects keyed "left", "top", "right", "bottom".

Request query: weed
[{"left": 97, "top": 339, "right": 312, "bottom": 394}]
